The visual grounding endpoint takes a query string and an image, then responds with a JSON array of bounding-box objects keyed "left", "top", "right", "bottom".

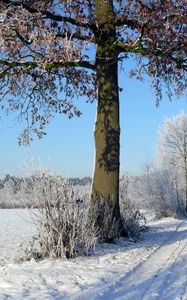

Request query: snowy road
[{"left": 0, "top": 210, "right": 187, "bottom": 300}]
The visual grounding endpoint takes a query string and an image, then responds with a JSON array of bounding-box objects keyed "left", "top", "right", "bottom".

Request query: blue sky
[{"left": 0, "top": 58, "right": 186, "bottom": 178}]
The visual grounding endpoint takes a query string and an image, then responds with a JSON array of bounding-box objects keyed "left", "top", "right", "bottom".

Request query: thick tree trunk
[
  {"left": 90, "top": 0, "right": 124, "bottom": 240},
  {"left": 91, "top": 50, "right": 121, "bottom": 235}
]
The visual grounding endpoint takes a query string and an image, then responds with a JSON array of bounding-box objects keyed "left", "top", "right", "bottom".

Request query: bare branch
[{"left": 1, "top": 0, "right": 97, "bottom": 31}]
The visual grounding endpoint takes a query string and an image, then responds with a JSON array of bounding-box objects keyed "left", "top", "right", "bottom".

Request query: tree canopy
[{"left": 0, "top": 0, "right": 186, "bottom": 144}]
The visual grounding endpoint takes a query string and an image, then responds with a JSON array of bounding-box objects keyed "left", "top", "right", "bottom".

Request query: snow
[{"left": 0, "top": 210, "right": 187, "bottom": 299}]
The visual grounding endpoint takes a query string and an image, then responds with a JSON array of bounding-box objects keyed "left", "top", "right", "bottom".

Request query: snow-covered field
[{"left": 0, "top": 210, "right": 187, "bottom": 299}]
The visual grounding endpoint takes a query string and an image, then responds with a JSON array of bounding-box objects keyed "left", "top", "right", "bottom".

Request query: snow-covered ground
[{"left": 0, "top": 210, "right": 187, "bottom": 299}]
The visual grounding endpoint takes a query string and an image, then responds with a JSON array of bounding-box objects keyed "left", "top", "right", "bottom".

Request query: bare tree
[
  {"left": 0, "top": 1, "right": 186, "bottom": 237},
  {"left": 158, "top": 112, "right": 187, "bottom": 213}
]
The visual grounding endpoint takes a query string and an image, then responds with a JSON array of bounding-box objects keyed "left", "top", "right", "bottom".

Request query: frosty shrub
[
  {"left": 120, "top": 176, "right": 147, "bottom": 239},
  {"left": 120, "top": 197, "right": 147, "bottom": 239},
  {"left": 20, "top": 169, "right": 97, "bottom": 260}
]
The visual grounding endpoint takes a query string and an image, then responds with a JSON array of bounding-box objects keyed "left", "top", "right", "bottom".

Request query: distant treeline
[
  {"left": 0, "top": 174, "right": 91, "bottom": 209},
  {"left": 0, "top": 175, "right": 91, "bottom": 193}
]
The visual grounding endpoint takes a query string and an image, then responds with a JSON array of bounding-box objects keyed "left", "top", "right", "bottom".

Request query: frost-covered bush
[
  {"left": 121, "top": 200, "right": 147, "bottom": 239},
  {"left": 20, "top": 170, "right": 97, "bottom": 260},
  {"left": 120, "top": 176, "right": 147, "bottom": 239}
]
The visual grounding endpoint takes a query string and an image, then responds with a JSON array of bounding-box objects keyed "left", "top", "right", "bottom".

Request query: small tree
[
  {"left": 158, "top": 112, "right": 187, "bottom": 213},
  {"left": 0, "top": 1, "right": 186, "bottom": 237}
]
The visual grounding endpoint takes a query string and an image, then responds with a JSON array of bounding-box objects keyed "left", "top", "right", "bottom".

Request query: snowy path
[
  {"left": 0, "top": 210, "right": 187, "bottom": 299},
  {"left": 90, "top": 220, "right": 187, "bottom": 300}
]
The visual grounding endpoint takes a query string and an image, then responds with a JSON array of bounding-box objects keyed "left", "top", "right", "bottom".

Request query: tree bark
[{"left": 90, "top": 0, "right": 124, "bottom": 239}]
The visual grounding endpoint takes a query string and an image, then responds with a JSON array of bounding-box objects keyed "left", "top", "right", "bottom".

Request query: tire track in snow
[
  {"left": 94, "top": 219, "right": 187, "bottom": 300},
  {"left": 142, "top": 225, "right": 187, "bottom": 300}
]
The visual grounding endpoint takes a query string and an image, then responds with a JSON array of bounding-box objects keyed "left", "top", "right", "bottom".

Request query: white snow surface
[{"left": 0, "top": 209, "right": 187, "bottom": 300}]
